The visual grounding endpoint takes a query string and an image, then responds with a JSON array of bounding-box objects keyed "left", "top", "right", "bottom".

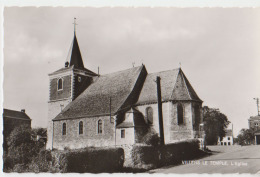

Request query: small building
[
  {"left": 218, "top": 129, "right": 233, "bottom": 146},
  {"left": 3, "top": 109, "right": 32, "bottom": 150},
  {"left": 248, "top": 115, "right": 260, "bottom": 145}
]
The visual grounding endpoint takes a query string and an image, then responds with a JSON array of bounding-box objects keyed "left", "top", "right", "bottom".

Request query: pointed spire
[
  {"left": 66, "top": 19, "right": 84, "bottom": 69},
  {"left": 69, "top": 34, "right": 84, "bottom": 69}
]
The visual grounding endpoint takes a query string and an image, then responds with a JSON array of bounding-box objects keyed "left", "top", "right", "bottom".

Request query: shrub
[
  {"left": 131, "top": 145, "right": 159, "bottom": 169},
  {"left": 141, "top": 128, "right": 160, "bottom": 146},
  {"left": 51, "top": 147, "right": 124, "bottom": 173},
  {"left": 131, "top": 139, "right": 203, "bottom": 170}
]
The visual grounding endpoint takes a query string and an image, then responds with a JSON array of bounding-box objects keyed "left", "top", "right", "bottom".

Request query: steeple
[
  {"left": 66, "top": 18, "right": 85, "bottom": 69},
  {"left": 67, "top": 34, "right": 85, "bottom": 69}
]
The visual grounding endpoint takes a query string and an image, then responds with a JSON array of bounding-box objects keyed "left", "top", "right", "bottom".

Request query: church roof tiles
[
  {"left": 53, "top": 65, "right": 147, "bottom": 120},
  {"left": 136, "top": 68, "right": 202, "bottom": 105}
]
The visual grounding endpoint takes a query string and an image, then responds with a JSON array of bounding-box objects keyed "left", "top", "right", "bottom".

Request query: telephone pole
[{"left": 254, "top": 98, "right": 260, "bottom": 116}]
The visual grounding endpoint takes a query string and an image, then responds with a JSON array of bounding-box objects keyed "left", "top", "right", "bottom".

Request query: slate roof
[
  {"left": 67, "top": 34, "right": 85, "bottom": 69},
  {"left": 136, "top": 68, "right": 202, "bottom": 105},
  {"left": 49, "top": 66, "right": 98, "bottom": 76},
  {"left": 49, "top": 34, "right": 98, "bottom": 76},
  {"left": 54, "top": 65, "right": 146, "bottom": 120},
  {"left": 225, "top": 129, "right": 233, "bottom": 137},
  {"left": 116, "top": 108, "right": 147, "bottom": 128},
  {"left": 3, "top": 109, "right": 31, "bottom": 120}
]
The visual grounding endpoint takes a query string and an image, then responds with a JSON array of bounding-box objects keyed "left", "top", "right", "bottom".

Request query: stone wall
[
  {"left": 52, "top": 116, "right": 116, "bottom": 150},
  {"left": 169, "top": 102, "right": 193, "bottom": 141},
  {"left": 116, "top": 127, "right": 135, "bottom": 146},
  {"left": 46, "top": 99, "right": 71, "bottom": 149}
]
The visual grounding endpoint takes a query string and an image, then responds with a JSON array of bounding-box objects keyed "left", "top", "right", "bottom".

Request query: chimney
[
  {"left": 156, "top": 76, "right": 165, "bottom": 145},
  {"left": 21, "top": 109, "right": 25, "bottom": 113},
  {"left": 65, "top": 61, "right": 69, "bottom": 68}
]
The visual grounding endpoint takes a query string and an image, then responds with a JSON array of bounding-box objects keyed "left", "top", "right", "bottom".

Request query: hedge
[
  {"left": 131, "top": 139, "right": 206, "bottom": 169},
  {"left": 51, "top": 147, "right": 124, "bottom": 173}
]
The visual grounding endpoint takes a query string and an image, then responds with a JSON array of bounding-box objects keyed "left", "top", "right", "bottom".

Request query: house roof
[
  {"left": 53, "top": 65, "right": 146, "bottom": 120},
  {"left": 3, "top": 109, "right": 31, "bottom": 120},
  {"left": 136, "top": 68, "right": 202, "bottom": 105},
  {"left": 225, "top": 129, "right": 233, "bottom": 136},
  {"left": 249, "top": 115, "right": 260, "bottom": 121}
]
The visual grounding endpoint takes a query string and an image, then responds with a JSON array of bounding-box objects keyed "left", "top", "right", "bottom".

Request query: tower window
[
  {"left": 146, "top": 107, "right": 153, "bottom": 124},
  {"left": 177, "top": 104, "right": 184, "bottom": 125},
  {"left": 121, "top": 129, "right": 125, "bottom": 138},
  {"left": 79, "top": 121, "right": 83, "bottom": 135},
  {"left": 62, "top": 123, "right": 66, "bottom": 135},
  {"left": 98, "top": 120, "right": 102, "bottom": 134},
  {"left": 78, "top": 76, "right": 81, "bottom": 82},
  {"left": 57, "top": 78, "right": 63, "bottom": 90}
]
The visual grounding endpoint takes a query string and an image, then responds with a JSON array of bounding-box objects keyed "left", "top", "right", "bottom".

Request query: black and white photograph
[{"left": 1, "top": 2, "right": 260, "bottom": 174}]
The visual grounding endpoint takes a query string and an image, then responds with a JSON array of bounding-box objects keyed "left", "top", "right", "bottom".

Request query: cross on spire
[{"left": 73, "top": 17, "right": 78, "bottom": 34}]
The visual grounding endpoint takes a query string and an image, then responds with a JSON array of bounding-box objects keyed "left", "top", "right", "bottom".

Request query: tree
[
  {"left": 6, "top": 125, "right": 38, "bottom": 167},
  {"left": 237, "top": 128, "right": 254, "bottom": 145},
  {"left": 203, "top": 106, "right": 230, "bottom": 145}
]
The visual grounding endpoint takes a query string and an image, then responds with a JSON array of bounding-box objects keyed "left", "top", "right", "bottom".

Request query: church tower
[{"left": 46, "top": 23, "right": 98, "bottom": 149}]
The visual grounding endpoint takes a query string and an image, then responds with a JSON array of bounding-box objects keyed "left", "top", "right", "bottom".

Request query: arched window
[
  {"left": 58, "top": 78, "right": 63, "bottom": 90},
  {"left": 146, "top": 107, "right": 153, "bottom": 124},
  {"left": 177, "top": 104, "right": 184, "bottom": 125},
  {"left": 79, "top": 121, "right": 83, "bottom": 135},
  {"left": 98, "top": 120, "right": 102, "bottom": 134},
  {"left": 62, "top": 123, "right": 66, "bottom": 135}
]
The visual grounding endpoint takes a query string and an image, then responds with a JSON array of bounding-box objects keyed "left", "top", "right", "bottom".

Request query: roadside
[{"left": 150, "top": 145, "right": 260, "bottom": 174}]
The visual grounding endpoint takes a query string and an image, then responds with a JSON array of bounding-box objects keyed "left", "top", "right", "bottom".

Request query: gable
[{"left": 136, "top": 68, "right": 202, "bottom": 105}]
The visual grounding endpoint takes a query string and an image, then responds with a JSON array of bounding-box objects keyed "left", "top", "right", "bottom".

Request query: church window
[
  {"left": 79, "top": 121, "right": 83, "bottom": 135},
  {"left": 58, "top": 78, "right": 63, "bottom": 90},
  {"left": 62, "top": 123, "right": 66, "bottom": 135},
  {"left": 177, "top": 104, "right": 184, "bottom": 125},
  {"left": 121, "top": 129, "right": 125, "bottom": 138},
  {"left": 98, "top": 120, "right": 102, "bottom": 134},
  {"left": 78, "top": 76, "right": 81, "bottom": 82},
  {"left": 146, "top": 107, "right": 153, "bottom": 124},
  {"left": 228, "top": 137, "right": 230, "bottom": 140}
]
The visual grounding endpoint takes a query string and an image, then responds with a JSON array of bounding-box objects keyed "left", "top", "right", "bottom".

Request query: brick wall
[
  {"left": 73, "top": 74, "right": 93, "bottom": 100},
  {"left": 52, "top": 116, "right": 116, "bottom": 150},
  {"left": 49, "top": 75, "right": 71, "bottom": 101}
]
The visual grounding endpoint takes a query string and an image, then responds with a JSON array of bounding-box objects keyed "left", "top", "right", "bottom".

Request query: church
[{"left": 46, "top": 31, "right": 203, "bottom": 150}]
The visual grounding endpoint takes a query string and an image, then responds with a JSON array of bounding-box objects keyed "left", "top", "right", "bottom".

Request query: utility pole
[
  {"left": 156, "top": 76, "right": 165, "bottom": 145},
  {"left": 253, "top": 98, "right": 260, "bottom": 116}
]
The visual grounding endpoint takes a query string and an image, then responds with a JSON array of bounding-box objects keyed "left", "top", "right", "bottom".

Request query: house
[
  {"left": 218, "top": 129, "right": 233, "bottom": 146},
  {"left": 248, "top": 115, "right": 260, "bottom": 145},
  {"left": 46, "top": 32, "right": 203, "bottom": 150},
  {"left": 3, "top": 109, "right": 32, "bottom": 150}
]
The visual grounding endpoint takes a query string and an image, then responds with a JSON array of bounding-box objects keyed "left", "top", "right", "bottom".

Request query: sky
[{"left": 2, "top": 7, "right": 260, "bottom": 136}]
